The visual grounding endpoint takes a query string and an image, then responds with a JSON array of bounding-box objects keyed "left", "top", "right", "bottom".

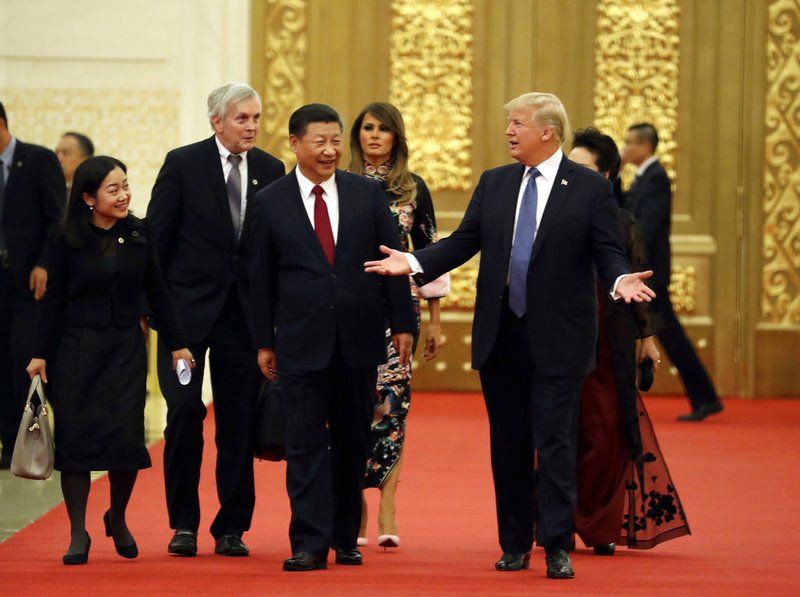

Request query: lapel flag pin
[
  {"left": 561, "top": 179, "right": 568, "bottom": 186},
  {"left": 252, "top": 179, "right": 258, "bottom": 185}
]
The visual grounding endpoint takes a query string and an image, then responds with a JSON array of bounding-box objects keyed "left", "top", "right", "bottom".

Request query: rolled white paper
[{"left": 176, "top": 358, "right": 192, "bottom": 385}]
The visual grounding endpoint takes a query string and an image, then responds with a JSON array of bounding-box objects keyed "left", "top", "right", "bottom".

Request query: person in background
[
  {"left": 250, "top": 103, "right": 415, "bottom": 571},
  {"left": 56, "top": 132, "right": 94, "bottom": 197},
  {"left": 569, "top": 127, "right": 690, "bottom": 555},
  {"left": 27, "top": 156, "right": 193, "bottom": 565},
  {"left": 365, "top": 92, "right": 656, "bottom": 580},
  {"left": 0, "top": 100, "right": 65, "bottom": 469},
  {"left": 622, "top": 123, "right": 723, "bottom": 421},
  {"left": 349, "top": 102, "right": 448, "bottom": 549},
  {"left": 146, "top": 82, "right": 285, "bottom": 558}
]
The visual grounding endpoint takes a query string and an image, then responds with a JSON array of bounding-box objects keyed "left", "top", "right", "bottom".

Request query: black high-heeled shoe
[
  {"left": 103, "top": 509, "right": 138, "bottom": 559},
  {"left": 63, "top": 532, "right": 91, "bottom": 565}
]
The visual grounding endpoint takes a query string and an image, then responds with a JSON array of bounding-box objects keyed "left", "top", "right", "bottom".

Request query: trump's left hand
[{"left": 617, "top": 271, "right": 656, "bottom": 303}]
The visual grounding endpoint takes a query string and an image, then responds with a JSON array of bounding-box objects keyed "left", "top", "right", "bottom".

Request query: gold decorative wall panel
[
  {"left": 594, "top": 0, "right": 680, "bottom": 189},
  {"left": 441, "top": 259, "right": 478, "bottom": 310},
  {"left": 669, "top": 264, "right": 697, "bottom": 314},
  {"left": 389, "top": 0, "right": 473, "bottom": 191},
  {"left": 762, "top": 0, "right": 800, "bottom": 325},
  {"left": 0, "top": 88, "right": 178, "bottom": 210},
  {"left": 259, "top": 0, "right": 306, "bottom": 165}
]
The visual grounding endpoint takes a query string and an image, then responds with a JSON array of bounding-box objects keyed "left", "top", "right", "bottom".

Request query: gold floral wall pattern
[
  {"left": 594, "top": 0, "right": 680, "bottom": 190},
  {"left": 260, "top": 0, "right": 306, "bottom": 166},
  {"left": 390, "top": 0, "right": 473, "bottom": 191},
  {"left": 762, "top": 0, "right": 800, "bottom": 325}
]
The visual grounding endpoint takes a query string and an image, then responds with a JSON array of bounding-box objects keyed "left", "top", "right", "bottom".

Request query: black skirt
[{"left": 50, "top": 324, "right": 151, "bottom": 471}]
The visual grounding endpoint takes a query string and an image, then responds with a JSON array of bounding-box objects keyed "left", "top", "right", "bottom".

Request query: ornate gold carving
[
  {"left": 669, "top": 264, "right": 697, "bottom": 314},
  {"left": 594, "top": 0, "right": 680, "bottom": 191},
  {"left": 441, "top": 259, "right": 478, "bottom": 310},
  {"left": 0, "top": 88, "right": 178, "bottom": 211},
  {"left": 762, "top": 0, "right": 800, "bottom": 325},
  {"left": 390, "top": 0, "right": 473, "bottom": 191},
  {"left": 259, "top": 0, "right": 306, "bottom": 166}
]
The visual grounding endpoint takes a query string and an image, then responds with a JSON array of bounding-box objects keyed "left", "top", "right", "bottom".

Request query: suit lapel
[
  {"left": 502, "top": 164, "right": 526, "bottom": 260},
  {"left": 4, "top": 141, "right": 28, "bottom": 201},
  {"left": 529, "top": 158, "right": 574, "bottom": 265},
  {"left": 203, "top": 137, "right": 237, "bottom": 242},
  {"left": 333, "top": 171, "right": 353, "bottom": 266}
]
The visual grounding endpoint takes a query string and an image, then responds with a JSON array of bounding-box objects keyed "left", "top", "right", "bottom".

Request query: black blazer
[
  {"left": 250, "top": 169, "right": 415, "bottom": 371},
  {"left": 146, "top": 136, "right": 285, "bottom": 342},
  {"left": 1, "top": 140, "right": 65, "bottom": 291},
  {"left": 623, "top": 160, "right": 671, "bottom": 290},
  {"left": 34, "top": 216, "right": 186, "bottom": 359},
  {"left": 414, "top": 158, "right": 630, "bottom": 376}
]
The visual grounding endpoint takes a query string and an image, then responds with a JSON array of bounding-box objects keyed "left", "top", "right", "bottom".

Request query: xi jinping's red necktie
[{"left": 312, "top": 185, "right": 335, "bottom": 265}]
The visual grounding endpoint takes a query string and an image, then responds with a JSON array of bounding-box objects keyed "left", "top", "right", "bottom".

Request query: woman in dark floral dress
[
  {"left": 568, "top": 129, "right": 690, "bottom": 555},
  {"left": 349, "top": 102, "right": 448, "bottom": 549}
]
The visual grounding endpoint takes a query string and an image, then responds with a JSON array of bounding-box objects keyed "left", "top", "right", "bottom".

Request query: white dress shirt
[
  {"left": 295, "top": 168, "right": 339, "bottom": 243},
  {"left": 636, "top": 155, "right": 659, "bottom": 177},
  {"left": 214, "top": 136, "right": 249, "bottom": 231}
]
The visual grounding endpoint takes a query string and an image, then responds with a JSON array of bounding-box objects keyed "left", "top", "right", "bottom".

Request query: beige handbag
[{"left": 10, "top": 374, "right": 55, "bottom": 480}]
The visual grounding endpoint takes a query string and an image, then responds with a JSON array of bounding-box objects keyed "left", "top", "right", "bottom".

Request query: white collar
[
  {"left": 636, "top": 155, "right": 659, "bottom": 177},
  {"left": 524, "top": 148, "right": 563, "bottom": 181},
  {"left": 214, "top": 135, "right": 247, "bottom": 162},
  {"left": 295, "top": 167, "right": 336, "bottom": 199}
]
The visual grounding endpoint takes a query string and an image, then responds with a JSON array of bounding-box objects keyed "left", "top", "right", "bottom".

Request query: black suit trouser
[
  {"left": 279, "top": 344, "right": 376, "bottom": 557},
  {"left": 0, "top": 269, "right": 38, "bottom": 456},
  {"left": 479, "top": 297, "right": 582, "bottom": 553},
  {"left": 653, "top": 288, "right": 718, "bottom": 409},
  {"left": 158, "top": 288, "right": 260, "bottom": 538}
]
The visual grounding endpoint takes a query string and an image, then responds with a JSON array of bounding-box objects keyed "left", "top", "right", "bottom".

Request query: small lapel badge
[
  {"left": 561, "top": 179, "right": 568, "bottom": 186},
  {"left": 17, "top": 161, "right": 23, "bottom": 168},
  {"left": 252, "top": 179, "right": 258, "bottom": 185},
  {"left": 117, "top": 237, "right": 125, "bottom": 244}
]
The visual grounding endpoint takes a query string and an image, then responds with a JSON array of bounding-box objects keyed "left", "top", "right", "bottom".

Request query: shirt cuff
[
  {"left": 610, "top": 274, "right": 629, "bottom": 300},
  {"left": 405, "top": 253, "right": 423, "bottom": 275}
]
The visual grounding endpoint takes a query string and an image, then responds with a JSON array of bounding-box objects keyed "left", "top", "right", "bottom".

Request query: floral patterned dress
[{"left": 360, "top": 163, "right": 442, "bottom": 488}]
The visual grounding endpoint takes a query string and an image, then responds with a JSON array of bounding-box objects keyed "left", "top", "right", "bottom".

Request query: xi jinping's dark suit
[
  {"left": 624, "top": 159, "right": 718, "bottom": 410},
  {"left": 412, "top": 156, "right": 630, "bottom": 552},
  {"left": 0, "top": 140, "right": 64, "bottom": 459},
  {"left": 250, "top": 170, "right": 415, "bottom": 557},
  {"left": 147, "top": 135, "right": 284, "bottom": 539}
]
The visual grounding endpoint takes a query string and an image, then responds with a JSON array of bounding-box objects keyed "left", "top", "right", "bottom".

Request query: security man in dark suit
[
  {"left": 146, "top": 83, "right": 284, "bottom": 557},
  {"left": 250, "top": 104, "right": 415, "bottom": 571},
  {"left": 0, "top": 100, "right": 65, "bottom": 468},
  {"left": 622, "top": 123, "right": 723, "bottom": 421},
  {"left": 366, "top": 93, "right": 656, "bottom": 579}
]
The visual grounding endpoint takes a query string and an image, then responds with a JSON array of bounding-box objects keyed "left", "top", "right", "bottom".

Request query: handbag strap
[{"left": 26, "top": 374, "right": 45, "bottom": 410}]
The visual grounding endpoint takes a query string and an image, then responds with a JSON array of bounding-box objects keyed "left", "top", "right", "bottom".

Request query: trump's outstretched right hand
[{"left": 364, "top": 245, "right": 412, "bottom": 276}]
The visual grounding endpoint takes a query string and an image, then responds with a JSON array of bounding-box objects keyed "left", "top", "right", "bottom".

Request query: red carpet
[{"left": 1, "top": 394, "right": 799, "bottom": 596}]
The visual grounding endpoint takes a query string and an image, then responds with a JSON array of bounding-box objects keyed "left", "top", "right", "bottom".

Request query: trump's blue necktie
[{"left": 508, "top": 168, "right": 540, "bottom": 317}]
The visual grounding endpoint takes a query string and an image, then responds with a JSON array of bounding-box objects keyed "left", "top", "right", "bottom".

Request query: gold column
[
  {"left": 762, "top": 0, "right": 800, "bottom": 326},
  {"left": 389, "top": 0, "right": 474, "bottom": 191},
  {"left": 252, "top": 0, "right": 307, "bottom": 165},
  {"left": 594, "top": 0, "right": 680, "bottom": 189}
]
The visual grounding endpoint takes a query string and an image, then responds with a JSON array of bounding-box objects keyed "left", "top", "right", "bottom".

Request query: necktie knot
[
  {"left": 228, "top": 154, "right": 242, "bottom": 167},
  {"left": 529, "top": 167, "right": 540, "bottom": 184},
  {"left": 312, "top": 184, "right": 324, "bottom": 200}
]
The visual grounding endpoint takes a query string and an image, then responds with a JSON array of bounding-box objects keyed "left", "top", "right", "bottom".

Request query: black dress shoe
[
  {"left": 168, "top": 530, "right": 198, "bottom": 556},
  {"left": 545, "top": 548, "right": 575, "bottom": 579},
  {"left": 593, "top": 542, "right": 616, "bottom": 556},
  {"left": 214, "top": 534, "right": 249, "bottom": 557},
  {"left": 495, "top": 551, "right": 531, "bottom": 571},
  {"left": 283, "top": 551, "right": 328, "bottom": 571},
  {"left": 63, "top": 533, "right": 91, "bottom": 565},
  {"left": 103, "top": 509, "right": 138, "bottom": 559},
  {"left": 335, "top": 548, "right": 363, "bottom": 566},
  {"left": 677, "top": 400, "right": 724, "bottom": 421}
]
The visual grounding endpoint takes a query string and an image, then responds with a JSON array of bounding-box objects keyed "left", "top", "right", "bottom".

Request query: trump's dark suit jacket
[
  {"left": 415, "top": 158, "right": 630, "bottom": 376},
  {"left": 250, "top": 169, "right": 415, "bottom": 371},
  {"left": 1, "top": 140, "right": 65, "bottom": 291},
  {"left": 146, "top": 136, "right": 285, "bottom": 342}
]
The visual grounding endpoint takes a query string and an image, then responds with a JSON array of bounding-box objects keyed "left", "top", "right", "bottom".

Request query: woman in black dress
[
  {"left": 349, "top": 102, "right": 448, "bottom": 548},
  {"left": 27, "top": 156, "right": 193, "bottom": 565}
]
